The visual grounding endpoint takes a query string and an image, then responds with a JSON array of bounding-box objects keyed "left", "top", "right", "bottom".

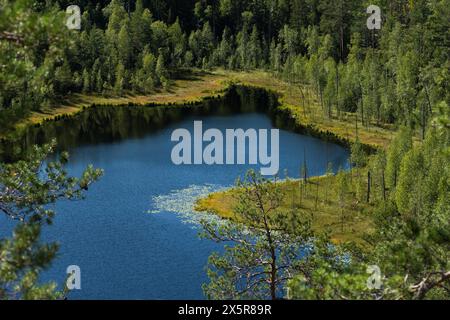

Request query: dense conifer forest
[{"left": 0, "top": 0, "right": 448, "bottom": 300}]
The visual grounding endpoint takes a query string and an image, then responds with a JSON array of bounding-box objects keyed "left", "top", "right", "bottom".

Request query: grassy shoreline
[
  {"left": 195, "top": 173, "right": 375, "bottom": 245},
  {"left": 2, "top": 69, "right": 396, "bottom": 149},
  {"left": 1, "top": 70, "right": 231, "bottom": 139},
  {"left": 231, "top": 71, "right": 396, "bottom": 149},
  {"left": 1, "top": 69, "right": 397, "bottom": 243}
]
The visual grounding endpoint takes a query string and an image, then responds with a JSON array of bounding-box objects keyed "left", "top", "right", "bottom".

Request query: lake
[{"left": 0, "top": 87, "right": 350, "bottom": 299}]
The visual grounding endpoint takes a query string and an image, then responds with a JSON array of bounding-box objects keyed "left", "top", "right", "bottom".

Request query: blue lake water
[{"left": 0, "top": 106, "right": 350, "bottom": 299}]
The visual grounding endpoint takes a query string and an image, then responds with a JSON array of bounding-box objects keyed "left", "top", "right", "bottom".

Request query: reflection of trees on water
[{"left": 0, "top": 86, "right": 279, "bottom": 162}]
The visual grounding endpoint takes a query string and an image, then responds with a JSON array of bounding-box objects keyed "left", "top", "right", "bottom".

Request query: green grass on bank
[
  {"left": 196, "top": 173, "right": 375, "bottom": 245},
  {"left": 2, "top": 69, "right": 398, "bottom": 244},
  {"left": 228, "top": 70, "right": 396, "bottom": 150},
  {"left": 3, "top": 69, "right": 397, "bottom": 150},
  {"left": 3, "top": 70, "right": 230, "bottom": 138}
]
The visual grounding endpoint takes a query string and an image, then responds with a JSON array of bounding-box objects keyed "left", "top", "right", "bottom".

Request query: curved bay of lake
[{"left": 0, "top": 87, "right": 350, "bottom": 299}]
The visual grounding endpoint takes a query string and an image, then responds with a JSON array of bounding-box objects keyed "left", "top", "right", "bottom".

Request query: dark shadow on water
[
  {"left": 0, "top": 86, "right": 279, "bottom": 162},
  {"left": 0, "top": 85, "right": 350, "bottom": 162}
]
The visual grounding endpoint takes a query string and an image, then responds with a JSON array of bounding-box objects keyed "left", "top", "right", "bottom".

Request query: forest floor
[{"left": 7, "top": 68, "right": 398, "bottom": 244}]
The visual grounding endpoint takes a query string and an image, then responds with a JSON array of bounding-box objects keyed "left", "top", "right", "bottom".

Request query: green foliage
[
  {"left": 201, "top": 170, "right": 314, "bottom": 300},
  {"left": 133, "top": 51, "right": 157, "bottom": 93},
  {"left": 156, "top": 50, "right": 169, "bottom": 89},
  {"left": 1, "top": 0, "right": 449, "bottom": 301},
  {"left": 114, "top": 62, "right": 126, "bottom": 95},
  {"left": 0, "top": 0, "right": 71, "bottom": 129},
  {"left": 351, "top": 138, "right": 367, "bottom": 168},
  {"left": 0, "top": 140, "right": 103, "bottom": 223},
  {"left": 0, "top": 223, "right": 61, "bottom": 300},
  {"left": 2, "top": 1, "right": 448, "bottom": 134},
  {"left": 288, "top": 261, "right": 406, "bottom": 300},
  {"left": 0, "top": 140, "right": 103, "bottom": 299},
  {"left": 288, "top": 121, "right": 449, "bottom": 300},
  {"left": 385, "top": 126, "right": 413, "bottom": 190}
]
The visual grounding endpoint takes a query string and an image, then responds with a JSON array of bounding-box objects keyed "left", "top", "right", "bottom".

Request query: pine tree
[
  {"left": 396, "top": 50, "right": 420, "bottom": 126},
  {"left": 249, "top": 25, "right": 261, "bottom": 69},
  {"left": 96, "top": 69, "right": 103, "bottom": 94},
  {"left": 336, "top": 167, "right": 349, "bottom": 232},
  {"left": 385, "top": 127, "right": 413, "bottom": 191},
  {"left": 117, "top": 22, "right": 132, "bottom": 68},
  {"left": 82, "top": 69, "right": 90, "bottom": 93},
  {"left": 135, "top": 51, "right": 156, "bottom": 93},
  {"left": 168, "top": 18, "right": 186, "bottom": 68},
  {"left": 114, "top": 62, "right": 126, "bottom": 95},
  {"left": 54, "top": 60, "right": 72, "bottom": 94},
  {"left": 0, "top": 141, "right": 102, "bottom": 299},
  {"left": 215, "top": 27, "right": 233, "bottom": 67},
  {"left": 323, "top": 58, "right": 337, "bottom": 118},
  {"left": 156, "top": 50, "right": 169, "bottom": 89}
]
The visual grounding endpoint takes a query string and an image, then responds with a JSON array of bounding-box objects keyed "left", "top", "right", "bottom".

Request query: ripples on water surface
[{"left": 0, "top": 87, "right": 350, "bottom": 299}]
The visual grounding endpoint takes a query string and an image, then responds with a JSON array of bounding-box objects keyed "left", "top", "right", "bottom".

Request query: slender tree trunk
[
  {"left": 421, "top": 100, "right": 426, "bottom": 140},
  {"left": 336, "top": 63, "right": 340, "bottom": 119},
  {"left": 269, "top": 245, "right": 277, "bottom": 300},
  {"left": 340, "top": 25, "right": 344, "bottom": 61},
  {"left": 315, "top": 183, "right": 319, "bottom": 210},
  {"left": 360, "top": 97, "right": 364, "bottom": 127},
  {"left": 319, "top": 85, "right": 324, "bottom": 116},
  {"left": 263, "top": 217, "right": 277, "bottom": 300}
]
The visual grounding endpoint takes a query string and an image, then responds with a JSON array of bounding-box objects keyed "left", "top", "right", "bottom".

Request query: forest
[
  {"left": 2, "top": 0, "right": 448, "bottom": 131},
  {"left": 0, "top": 0, "right": 449, "bottom": 300}
]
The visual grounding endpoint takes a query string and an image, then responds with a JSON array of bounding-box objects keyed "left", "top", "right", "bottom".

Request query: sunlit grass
[
  {"left": 4, "top": 69, "right": 396, "bottom": 244},
  {"left": 196, "top": 173, "right": 375, "bottom": 245},
  {"left": 6, "top": 70, "right": 231, "bottom": 137},
  {"left": 225, "top": 70, "right": 396, "bottom": 150},
  {"left": 7, "top": 69, "right": 397, "bottom": 151}
]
